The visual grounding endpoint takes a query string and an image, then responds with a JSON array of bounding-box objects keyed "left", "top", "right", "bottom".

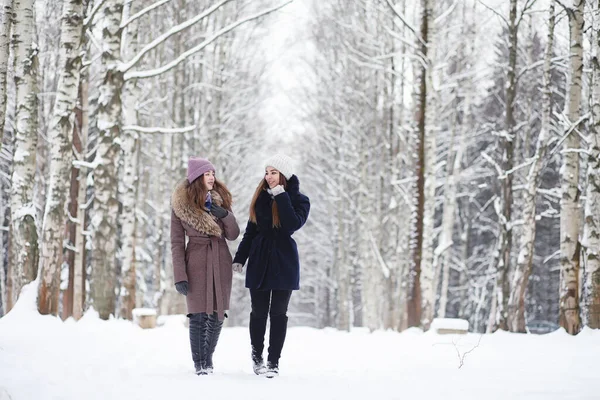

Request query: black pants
[{"left": 249, "top": 289, "right": 292, "bottom": 365}]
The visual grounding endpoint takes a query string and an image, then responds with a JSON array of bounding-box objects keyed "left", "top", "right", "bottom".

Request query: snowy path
[{"left": 0, "top": 298, "right": 598, "bottom": 400}]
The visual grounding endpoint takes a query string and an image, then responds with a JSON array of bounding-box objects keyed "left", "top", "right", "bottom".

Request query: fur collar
[{"left": 171, "top": 180, "right": 224, "bottom": 237}]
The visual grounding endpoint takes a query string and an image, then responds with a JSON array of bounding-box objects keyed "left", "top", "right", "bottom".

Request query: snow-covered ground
[{"left": 1, "top": 285, "right": 598, "bottom": 400}]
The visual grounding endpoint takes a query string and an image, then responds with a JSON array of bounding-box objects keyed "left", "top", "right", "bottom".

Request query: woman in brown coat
[{"left": 170, "top": 157, "right": 240, "bottom": 375}]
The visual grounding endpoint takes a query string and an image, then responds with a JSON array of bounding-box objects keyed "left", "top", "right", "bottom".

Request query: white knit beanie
[{"left": 263, "top": 154, "right": 294, "bottom": 180}]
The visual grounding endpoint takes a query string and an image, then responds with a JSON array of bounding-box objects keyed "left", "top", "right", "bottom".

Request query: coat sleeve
[
  {"left": 170, "top": 209, "right": 188, "bottom": 283},
  {"left": 221, "top": 211, "right": 240, "bottom": 241},
  {"left": 274, "top": 192, "right": 310, "bottom": 232},
  {"left": 233, "top": 219, "right": 258, "bottom": 266}
]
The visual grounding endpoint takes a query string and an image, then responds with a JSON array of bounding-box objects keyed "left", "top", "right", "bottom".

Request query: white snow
[
  {"left": 0, "top": 283, "right": 598, "bottom": 400},
  {"left": 430, "top": 318, "right": 469, "bottom": 332},
  {"left": 132, "top": 307, "right": 157, "bottom": 317}
]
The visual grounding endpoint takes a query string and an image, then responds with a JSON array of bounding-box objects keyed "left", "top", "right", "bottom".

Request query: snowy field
[{"left": 1, "top": 285, "right": 598, "bottom": 400}]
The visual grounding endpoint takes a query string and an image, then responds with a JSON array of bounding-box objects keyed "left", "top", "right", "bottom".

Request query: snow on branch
[
  {"left": 478, "top": 1, "right": 509, "bottom": 26},
  {"left": 499, "top": 157, "right": 536, "bottom": 179},
  {"left": 120, "top": 0, "right": 231, "bottom": 73},
  {"left": 549, "top": 112, "right": 590, "bottom": 157},
  {"left": 122, "top": 125, "right": 196, "bottom": 134},
  {"left": 481, "top": 152, "right": 503, "bottom": 177},
  {"left": 124, "top": 0, "right": 292, "bottom": 80},
  {"left": 368, "top": 231, "right": 391, "bottom": 279},
  {"left": 84, "top": 0, "right": 108, "bottom": 27},
  {"left": 121, "top": 0, "right": 172, "bottom": 29},
  {"left": 384, "top": 0, "right": 419, "bottom": 39}
]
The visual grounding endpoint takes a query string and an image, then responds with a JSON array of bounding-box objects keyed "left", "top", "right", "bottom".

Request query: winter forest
[{"left": 0, "top": 0, "right": 599, "bottom": 340}]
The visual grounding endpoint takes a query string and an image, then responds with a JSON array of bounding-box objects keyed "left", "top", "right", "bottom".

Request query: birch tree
[
  {"left": 0, "top": 0, "right": 13, "bottom": 150},
  {"left": 117, "top": 0, "right": 140, "bottom": 321},
  {"left": 507, "top": 0, "right": 556, "bottom": 333},
  {"left": 559, "top": 0, "right": 585, "bottom": 335},
  {"left": 37, "top": 0, "right": 87, "bottom": 316},
  {"left": 7, "top": 0, "right": 38, "bottom": 311},
  {"left": 582, "top": 0, "right": 600, "bottom": 329},
  {"left": 89, "top": 0, "right": 124, "bottom": 320}
]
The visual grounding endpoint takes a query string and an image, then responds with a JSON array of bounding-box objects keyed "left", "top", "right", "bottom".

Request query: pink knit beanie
[{"left": 187, "top": 157, "right": 215, "bottom": 183}]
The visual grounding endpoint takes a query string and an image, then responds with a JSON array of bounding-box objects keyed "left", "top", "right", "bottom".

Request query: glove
[
  {"left": 232, "top": 263, "right": 244, "bottom": 274},
  {"left": 269, "top": 185, "right": 285, "bottom": 196},
  {"left": 175, "top": 281, "right": 188, "bottom": 296},
  {"left": 210, "top": 204, "right": 228, "bottom": 218}
]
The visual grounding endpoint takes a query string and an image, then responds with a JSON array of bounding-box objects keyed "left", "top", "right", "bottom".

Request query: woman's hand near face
[{"left": 269, "top": 185, "right": 285, "bottom": 196}]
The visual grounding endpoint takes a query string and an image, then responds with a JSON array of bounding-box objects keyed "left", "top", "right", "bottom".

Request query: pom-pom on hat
[
  {"left": 264, "top": 154, "right": 294, "bottom": 180},
  {"left": 187, "top": 157, "right": 215, "bottom": 184}
]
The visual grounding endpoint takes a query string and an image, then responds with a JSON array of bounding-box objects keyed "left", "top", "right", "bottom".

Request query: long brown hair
[
  {"left": 187, "top": 176, "right": 233, "bottom": 214},
  {"left": 249, "top": 173, "right": 287, "bottom": 227}
]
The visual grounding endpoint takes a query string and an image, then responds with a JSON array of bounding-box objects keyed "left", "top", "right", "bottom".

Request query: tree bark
[
  {"left": 559, "top": 0, "right": 585, "bottom": 335},
  {"left": 0, "top": 0, "right": 13, "bottom": 151},
  {"left": 37, "top": 0, "right": 86, "bottom": 316},
  {"left": 492, "top": 0, "right": 518, "bottom": 332},
  {"left": 507, "top": 0, "right": 556, "bottom": 333},
  {"left": 90, "top": 0, "right": 124, "bottom": 320},
  {"left": 582, "top": 0, "right": 600, "bottom": 329},
  {"left": 117, "top": 0, "right": 140, "bottom": 321},
  {"left": 8, "top": 0, "right": 39, "bottom": 311},
  {"left": 407, "top": 0, "right": 428, "bottom": 328},
  {"left": 71, "top": 74, "right": 89, "bottom": 320}
]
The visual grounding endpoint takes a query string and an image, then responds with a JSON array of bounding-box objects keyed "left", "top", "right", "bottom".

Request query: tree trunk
[
  {"left": 559, "top": 0, "right": 585, "bottom": 335},
  {"left": 407, "top": 0, "right": 428, "bottom": 328},
  {"left": 437, "top": 96, "right": 469, "bottom": 318},
  {"left": 582, "top": 0, "right": 600, "bottom": 329},
  {"left": 37, "top": 0, "right": 86, "bottom": 316},
  {"left": 8, "top": 0, "right": 39, "bottom": 311},
  {"left": 0, "top": 0, "right": 13, "bottom": 151},
  {"left": 420, "top": 7, "right": 436, "bottom": 329},
  {"left": 492, "top": 0, "right": 518, "bottom": 332},
  {"left": 117, "top": 0, "right": 140, "bottom": 321},
  {"left": 72, "top": 75, "right": 89, "bottom": 320},
  {"left": 90, "top": 0, "right": 123, "bottom": 320},
  {"left": 506, "top": 0, "right": 556, "bottom": 333}
]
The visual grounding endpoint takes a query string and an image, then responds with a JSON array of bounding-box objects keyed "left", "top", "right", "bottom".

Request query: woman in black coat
[{"left": 232, "top": 154, "right": 310, "bottom": 378}]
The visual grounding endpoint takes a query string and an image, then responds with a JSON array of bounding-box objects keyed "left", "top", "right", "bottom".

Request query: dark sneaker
[
  {"left": 265, "top": 361, "right": 279, "bottom": 378},
  {"left": 195, "top": 363, "right": 208, "bottom": 376},
  {"left": 252, "top": 354, "right": 267, "bottom": 375}
]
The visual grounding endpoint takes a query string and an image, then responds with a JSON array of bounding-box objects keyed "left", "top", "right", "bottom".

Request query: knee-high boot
[
  {"left": 189, "top": 313, "right": 209, "bottom": 375},
  {"left": 205, "top": 312, "right": 223, "bottom": 373}
]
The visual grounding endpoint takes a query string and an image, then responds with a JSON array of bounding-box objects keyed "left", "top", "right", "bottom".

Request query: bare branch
[
  {"left": 478, "top": 0, "right": 509, "bottom": 27},
  {"left": 516, "top": 0, "right": 539, "bottom": 29},
  {"left": 453, "top": 334, "right": 483, "bottom": 369},
  {"left": 122, "top": 125, "right": 196, "bottom": 134},
  {"left": 125, "top": 0, "right": 293, "bottom": 80},
  {"left": 384, "top": 0, "right": 419, "bottom": 38},
  {"left": 434, "top": 0, "right": 458, "bottom": 25},
  {"left": 121, "top": 0, "right": 172, "bottom": 29},
  {"left": 120, "top": 0, "right": 232, "bottom": 73},
  {"left": 84, "top": 0, "right": 108, "bottom": 27}
]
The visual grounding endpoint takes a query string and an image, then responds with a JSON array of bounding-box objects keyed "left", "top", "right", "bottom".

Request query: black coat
[{"left": 233, "top": 175, "right": 310, "bottom": 290}]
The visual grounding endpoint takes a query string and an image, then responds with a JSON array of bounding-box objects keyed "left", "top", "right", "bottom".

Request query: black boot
[
  {"left": 251, "top": 348, "right": 266, "bottom": 375},
  {"left": 267, "top": 314, "right": 288, "bottom": 369},
  {"left": 249, "top": 311, "right": 268, "bottom": 375},
  {"left": 189, "top": 313, "right": 209, "bottom": 375},
  {"left": 205, "top": 312, "right": 223, "bottom": 374},
  {"left": 265, "top": 361, "right": 279, "bottom": 378}
]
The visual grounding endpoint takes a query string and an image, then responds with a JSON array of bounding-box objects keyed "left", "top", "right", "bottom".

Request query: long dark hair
[
  {"left": 249, "top": 173, "right": 287, "bottom": 227},
  {"left": 187, "top": 176, "right": 232, "bottom": 214}
]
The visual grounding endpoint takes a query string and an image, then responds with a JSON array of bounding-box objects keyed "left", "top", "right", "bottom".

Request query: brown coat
[{"left": 170, "top": 180, "right": 240, "bottom": 320}]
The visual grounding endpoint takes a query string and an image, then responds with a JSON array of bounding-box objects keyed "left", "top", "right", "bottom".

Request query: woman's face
[
  {"left": 265, "top": 167, "right": 280, "bottom": 189},
  {"left": 203, "top": 171, "right": 215, "bottom": 190}
]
